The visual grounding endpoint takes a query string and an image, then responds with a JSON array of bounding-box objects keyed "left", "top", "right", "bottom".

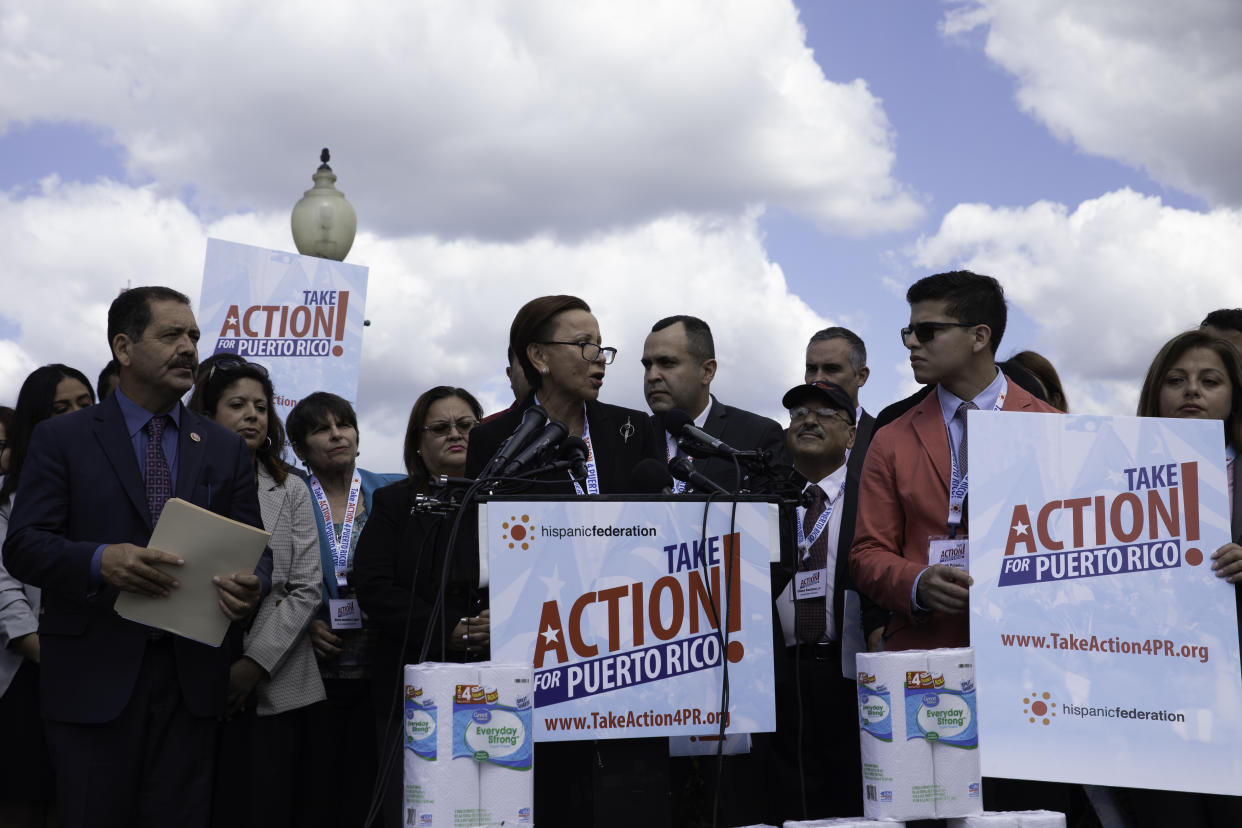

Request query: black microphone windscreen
[
  {"left": 668, "top": 455, "right": 696, "bottom": 483},
  {"left": 662, "top": 408, "right": 693, "bottom": 436},
  {"left": 560, "top": 436, "right": 588, "bottom": 460},
  {"left": 630, "top": 458, "right": 674, "bottom": 494}
]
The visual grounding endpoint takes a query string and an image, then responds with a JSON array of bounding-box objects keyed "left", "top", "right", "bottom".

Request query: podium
[{"left": 478, "top": 494, "right": 781, "bottom": 742}]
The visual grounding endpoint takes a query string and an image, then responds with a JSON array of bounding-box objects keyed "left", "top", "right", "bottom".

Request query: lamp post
[{"left": 290, "top": 148, "right": 357, "bottom": 261}]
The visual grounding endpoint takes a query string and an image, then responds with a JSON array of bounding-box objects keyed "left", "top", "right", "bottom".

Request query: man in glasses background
[
  {"left": 848, "top": 270, "right": 1057, "bottom": 652},
  {"left": 764, "top": 378, "right": 863, "bottom": 821}
]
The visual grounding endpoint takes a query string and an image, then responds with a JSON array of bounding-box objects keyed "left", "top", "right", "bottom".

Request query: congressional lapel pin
[
  {"left": 620, "top": 416, "right": 635, "bottom": 444},
  {"left": 190, "top": 432, "right": 202, "bottom": 443}
]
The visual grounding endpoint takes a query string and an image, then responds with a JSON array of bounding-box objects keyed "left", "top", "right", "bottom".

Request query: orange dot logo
[
  {"left": 501, "top": 514, "right": 535, "bottom": 551},
  {"left": 1022, "top": 690, "right": 1056, "bottom": 726}
]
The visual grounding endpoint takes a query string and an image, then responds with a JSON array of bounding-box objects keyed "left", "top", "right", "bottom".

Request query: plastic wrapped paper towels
[
  {"left": 404, "top": 662, "right": 534, "bottom": 827},
  {"left": 856, "top": 647, "right": 982, "bottom": 821},
  {"left": 946, "top": 811, "right": 1066, "bottom": 828},
  {"left": 784, "top": 819, "right": 906, "bottom": 827}
]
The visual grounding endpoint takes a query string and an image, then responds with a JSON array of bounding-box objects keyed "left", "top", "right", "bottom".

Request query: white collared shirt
[
  {"left": 798, "top": 462, "right": 849, "bottom": 643},
  {"left": 937, "top": 367, "right": 1005, "bottom": 471},
  {"left": 664, "top": 396, "right": 714, "bottom": 462}
]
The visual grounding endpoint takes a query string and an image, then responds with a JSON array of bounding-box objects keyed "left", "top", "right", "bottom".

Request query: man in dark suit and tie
[
  {"left": 4, "top": 286, "right": 270, "bottom": 828},
  {"left": 805, "top": 326, "right": 886, "bottom": 650},
  {"left": 642, "top": 314, "right": 788, "bottom": 492}
]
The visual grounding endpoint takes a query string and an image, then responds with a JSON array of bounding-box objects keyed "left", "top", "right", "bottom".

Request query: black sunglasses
[{"left": 900, "top": 321, "right": 979, "bottom": 344}]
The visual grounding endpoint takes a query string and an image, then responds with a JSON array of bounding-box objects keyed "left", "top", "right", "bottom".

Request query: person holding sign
[
  {"left": 849, "top": 271, "right": 1058, "bottom": 651},
  {"left": 1126, "top": 329, "right": 1242, "bottom": 828},
  {"left": 3, "top": 287, "right": 270, "bottom": 828},
  {"left": 286, "top": 392, "right": 402, "bottom": 828}
]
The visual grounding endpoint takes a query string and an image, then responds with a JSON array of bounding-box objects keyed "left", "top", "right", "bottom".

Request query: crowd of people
[{"left": 0, "top": 277, "right": 1239, "bottom": 828}]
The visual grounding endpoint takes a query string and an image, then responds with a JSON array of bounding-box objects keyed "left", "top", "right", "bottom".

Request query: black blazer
[
  {"left": 466, "top": 397, "right": 662, "bottom": 494},
  {"left": 2, "top": 394, "right": 271, "bottom": 722},
  {"left": 651, "top": 395, "right": 790, "bottom": 492},
  {"left": 352, "top": 480, "right": 485, "bottom": 711}
]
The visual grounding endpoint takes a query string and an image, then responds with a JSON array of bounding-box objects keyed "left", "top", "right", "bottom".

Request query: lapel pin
[
  {"left": 190, "top": 432, "right": 201, "bottom": 443},
  {"left": 620, "top": 417, "right": 635, "bottom": 444}
]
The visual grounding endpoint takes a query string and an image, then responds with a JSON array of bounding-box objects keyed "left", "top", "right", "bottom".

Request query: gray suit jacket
[
  {"left": 0, "top": 493, "right": 39, "bottom": 697},
  {"left": 246, "top": 464, "right": 325, "bottom": 715}
]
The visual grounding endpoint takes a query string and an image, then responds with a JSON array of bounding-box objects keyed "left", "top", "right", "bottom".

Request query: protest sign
[
  {"left": 485, "top": 498, "right": 777, "bottom": 742},
  {"left": 970, "top": 411, "right": 1242, "bottom": 794}
]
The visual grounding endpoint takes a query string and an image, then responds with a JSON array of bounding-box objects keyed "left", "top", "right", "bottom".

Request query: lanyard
[
  {"left": 665, "top": 433, "right": 686, "bottom": 494},
  {"left": 946, "top": 377, "right": 1008, "bottom": 532},
  {"left": 796, "top": 480, "right": 846, "bottom": 563},
  {"left": 310, "top": 472, "right": 362, "bottom": 588},
  {"left": 572, "top": 410, "right": 601, "bottom": 495}
]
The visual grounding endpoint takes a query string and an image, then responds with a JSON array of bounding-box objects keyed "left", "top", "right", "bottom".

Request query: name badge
[
  {"left": 928, "top": 537, "right": 970, "bottom": 572},
  {"left": 795, "top": 568, "right": 828, "bottom": 600},
  {"left": 329, "top": 598, "right": 363, "bottom": 630}
]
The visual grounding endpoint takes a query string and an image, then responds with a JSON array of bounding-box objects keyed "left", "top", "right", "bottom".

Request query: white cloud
[
  {"left": 0, "top": 0, "right": 921, "bottom": 239},
  {"left": 0, "top": 179, "right": 828, "bottom": 471},
  {"left": 913, "top": 188, "right": 1242, "bottom": 414},
  {"left": 942, "top": 0, "right": 1242, "bottom": 205}
]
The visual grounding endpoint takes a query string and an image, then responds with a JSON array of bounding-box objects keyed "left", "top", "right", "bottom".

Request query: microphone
[
  {"left": 502, "top": 421, "right": 569, "bottom": 476},
  {"left": 560, "top": 436, "right": 590, "bottom": 480},
  {"left": 669, "top": 456, "right": 730, "bottom": 495},
  {"left": 481, "top": 405, "right": 547, "bottom": 477},
  {"left": 629, "top": 458, "right": 674, "bottom": 494},
  {"left": 662, "top": 408, "right": 757, "bottom": 459}
]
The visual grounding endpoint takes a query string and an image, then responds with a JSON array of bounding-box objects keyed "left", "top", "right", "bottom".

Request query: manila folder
[{"left": 114, "top": 497, "right": 270, "bottom": 647}]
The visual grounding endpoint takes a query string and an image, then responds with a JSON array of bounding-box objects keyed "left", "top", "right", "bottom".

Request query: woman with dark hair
[
  {"left": 187, "top": 357, "right": 325, "bottom": 828},
  {"left": 285, "top": 391, "right": 402, "bottom": 828},
  {"left": 353, "top": 385, "right": 485, "bottom": 827},
  {"left": 465, "top": 296, "right": 662, "bottom": 826},
  {"left": 466, "top": 294, "right": 661, "bottom": 491},
  {"left": 0, "top": 363, "right": 95, "bottom": 827},
  {"left": 1126, "top": 329, "right": 1242, "bottom": 827},
  {"left": 1008, "top": 350, "right": 1069, "bottom": 412}
]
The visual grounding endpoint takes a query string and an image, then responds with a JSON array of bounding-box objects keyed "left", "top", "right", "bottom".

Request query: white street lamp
[{"left": 290, "top": 148, "right": 357, "bottom": 261}]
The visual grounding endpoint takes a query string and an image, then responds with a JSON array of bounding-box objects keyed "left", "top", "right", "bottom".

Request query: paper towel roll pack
[
  {"left": 856, "top": 647, "right": 982, "bottom": 821},
  {"left": 783, "top": 819, "right": 907, "bottom": 827},
  {"left": 945, "top": 810, "right": 1066, "bottom": 828},
  {"left": 405, "top": 662, "right": 535, "bottom": 827}
]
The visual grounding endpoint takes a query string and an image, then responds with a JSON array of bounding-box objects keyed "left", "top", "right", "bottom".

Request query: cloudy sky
[{"left": 2, "top": 0, "right": 1239, "bottom": 468}]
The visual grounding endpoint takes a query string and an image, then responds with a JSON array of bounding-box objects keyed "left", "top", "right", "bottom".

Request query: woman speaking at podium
[
  {"left": 466, "top": 294, "right": 660, "bottom": 492},
  {"left": 465, "top": 295, "right": 665, "bottom": 827}
]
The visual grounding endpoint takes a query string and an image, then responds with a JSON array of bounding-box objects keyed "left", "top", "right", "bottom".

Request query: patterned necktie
[
  {"left": 144, "top": 415, "right": 172, "bottom": 524},
  {"left": 795, "top": 485, "right": 829, "bottom": 644},
  {"left": 956, "top": 401, "right": 978, "bottom": 478}
]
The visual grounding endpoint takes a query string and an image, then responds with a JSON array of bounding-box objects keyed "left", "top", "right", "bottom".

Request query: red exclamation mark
[
  {"left": 722, "top": 532, "right": 744, "bottom": 663},
  {"left": 332, "top": 291, "right": 349, "bottom": 356}
]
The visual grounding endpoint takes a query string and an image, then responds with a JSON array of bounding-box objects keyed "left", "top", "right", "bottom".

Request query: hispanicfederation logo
[
  {"left": 501, "top": 514, "right": 535, "bottom": 551},
  {"left": 998, "top": 461, "right": 1204, "bottom": 587},
  {"left": 1022, "top": 689, "right": 1057, "bottom": 726},
  {"left": 214, "top": 289, "right": 351, "bottom": 358}
]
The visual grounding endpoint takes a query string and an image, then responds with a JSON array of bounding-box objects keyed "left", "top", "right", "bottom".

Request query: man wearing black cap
[{"left": 766, "top": 379, "right": 862, "bottom": 821}]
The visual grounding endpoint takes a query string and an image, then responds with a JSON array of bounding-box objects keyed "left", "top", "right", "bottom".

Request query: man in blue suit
[{"left": 4, "top": 286, "right": 271, "bottom": 828}]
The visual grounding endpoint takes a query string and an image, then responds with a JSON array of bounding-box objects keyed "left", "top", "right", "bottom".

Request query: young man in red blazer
[{"left": 849, "top": 270, "right": 1058, "bottom": 651}]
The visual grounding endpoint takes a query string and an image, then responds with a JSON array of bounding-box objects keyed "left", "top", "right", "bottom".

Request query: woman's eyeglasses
[
  {"left": 206, "top": 357, "right": 269, "bottom": 384},
  {"left": 536, "top": 341, "right": 618, "bottom": 364},
  {"left": 423, "top": 418, "right": 479, "bottom": 437}
]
